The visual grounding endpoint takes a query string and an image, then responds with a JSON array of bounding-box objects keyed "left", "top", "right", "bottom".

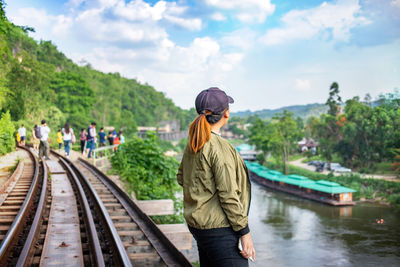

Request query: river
[{"left": 248, "top": 182, "right": 400, "bottom": 266}]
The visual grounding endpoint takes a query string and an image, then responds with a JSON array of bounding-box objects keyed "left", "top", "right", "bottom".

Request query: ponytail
[{"left": 189, "top": 113, "right": 211, "bottom": 153}]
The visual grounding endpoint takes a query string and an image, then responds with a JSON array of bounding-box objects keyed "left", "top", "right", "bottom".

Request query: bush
[
  {"left": 111, "top": 132, "right": 183, "bottom": 223},
  {"left": 0, "top": 111, "right": 15, "bottom": 155}
]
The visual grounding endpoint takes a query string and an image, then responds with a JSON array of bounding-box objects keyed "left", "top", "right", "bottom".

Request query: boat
[{"left": 245, "top": 161, "right": 356, "bottom": 206}]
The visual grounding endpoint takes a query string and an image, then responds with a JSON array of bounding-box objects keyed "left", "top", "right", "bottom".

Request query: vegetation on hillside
[
  {"left": 0, "top": 111, "right": 15, "bottom": 155},
  {"left": 0, "top": 0, "right": 194, "bottom": 150},
  {"left": 232, "top": 103, "right": 328, "bottom": 121}
]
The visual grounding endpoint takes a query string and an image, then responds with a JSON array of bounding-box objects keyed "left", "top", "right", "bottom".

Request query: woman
[
  {"left": 31, "top": 125, "right": 40, "bottom": 151},
  {"left": 80, "top": 128, "right": 86, "bottom": 154},
  {"left": 177, "top": 87, "right": 255, "bottom": 266},
  {"left": 62, "top": 123, "right": 74, "bottom": 158}
]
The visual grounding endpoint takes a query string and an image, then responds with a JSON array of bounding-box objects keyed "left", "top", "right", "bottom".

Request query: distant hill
[{"left": 232, "top": 103, "right": 328, "bottom": 120}]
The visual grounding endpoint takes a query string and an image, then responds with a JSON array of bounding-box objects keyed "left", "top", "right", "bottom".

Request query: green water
[{"left": 249, "top": 183, "right": 400, "bottom": 266}]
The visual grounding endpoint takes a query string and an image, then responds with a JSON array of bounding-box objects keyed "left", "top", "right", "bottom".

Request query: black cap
[{"left": 195, "top": 87, "right": 234, "bottom": 115}]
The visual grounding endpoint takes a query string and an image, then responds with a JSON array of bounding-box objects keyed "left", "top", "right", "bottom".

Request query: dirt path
[{"left": 289, "top": 158, "right": 399, "bottom": 182}]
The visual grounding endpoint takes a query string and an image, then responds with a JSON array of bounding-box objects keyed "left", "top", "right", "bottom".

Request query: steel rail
[
  {"left": 58, "top": 157, "right": 105, "bottom": 267},
  {"left": 15, "top": 157, "right": 48, "bottom": 267},
  {"left": 0, "top": 146, "right": 40, "bottom": 264},
  {"left": 79, "top": 158, "right": 193, "bottom": 267},
  {"left": 55, "top": 152, "right": 132, "bottom": 267}
]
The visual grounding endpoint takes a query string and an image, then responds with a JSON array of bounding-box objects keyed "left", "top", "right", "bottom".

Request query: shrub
[
  {"left": 0, "top": 111, "right": 15, "bottom": 155},
  {"left": 111, "top": 132, "right": 183, "bottom": 223}
]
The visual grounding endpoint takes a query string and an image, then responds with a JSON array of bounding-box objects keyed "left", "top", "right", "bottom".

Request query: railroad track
[
  {"left": 76, "top": 158, "right": 192, "bottom": 266},
  {"left": 0, "top": 146, "right": 40, "bottom": 266},
  {"left": 0, "top": 147, "right": 192, "bottom": 266}
]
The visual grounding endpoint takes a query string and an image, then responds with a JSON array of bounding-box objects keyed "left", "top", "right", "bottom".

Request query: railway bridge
[{"left": 0, "top": 146, "right": 193, "bottom": 266}]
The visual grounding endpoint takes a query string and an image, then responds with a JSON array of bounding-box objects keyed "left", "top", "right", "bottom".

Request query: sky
[{"left": 5, "top": 0, "right": 400, "bottom": 111}]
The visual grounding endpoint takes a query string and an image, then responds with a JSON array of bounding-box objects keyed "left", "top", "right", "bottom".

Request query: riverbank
[
  {"left": 290, "top": 157, "right": 399, "bottom": 182},
  {"left": 263, "top": 160, "right": 400, "bottom": 210}
]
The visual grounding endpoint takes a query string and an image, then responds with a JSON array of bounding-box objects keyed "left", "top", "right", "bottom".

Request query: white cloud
[
  {"left": 211, "top": 12, "right": 226, "bottom": 21},
  {"left": 205, "top": 0, "right": 275, "bottom": 23},
  {"left": 164, "top": 15, "right": 202, "bottom": 31},
  {"left": 391, "top": 0, "right": 400, "bottom": 8},
  {"left": 69, "top": 36, "right": 244, "bottom": 107},
  {"left": 295, "top": 79, "right": 311, "bottom": 92},
  {"left": 261, "top": 0, "right": 370, "bottom": 45},
  {"left": 221, "top": 28, "right": 257, "bottom": 50}
]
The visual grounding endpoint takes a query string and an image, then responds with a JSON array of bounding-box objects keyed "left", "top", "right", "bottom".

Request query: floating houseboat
[{"left": 245, "top": 161, "right": 356, "bottom": 206}]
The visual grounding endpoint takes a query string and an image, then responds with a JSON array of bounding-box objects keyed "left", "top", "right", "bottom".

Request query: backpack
[
  {"left": 35, "top": 126, "right": 42, "bottom": 139},
  {"left": 87, "top": 126, "right": 93, "bottom": 140}
]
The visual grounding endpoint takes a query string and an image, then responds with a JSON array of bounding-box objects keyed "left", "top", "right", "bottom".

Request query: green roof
[
  {"left": 245, "top": 162, "right": 356, "bottom": 194},
  {"left": 300, "top": 180, "right": 356, "bottom": 194},
  {"left": 236, "top": 144, "right": 255, "bottom": 152}
]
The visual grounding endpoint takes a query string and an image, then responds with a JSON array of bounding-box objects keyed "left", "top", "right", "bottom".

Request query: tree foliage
[
  {"left": 110, "top": 133, "right": 183, "bottom": 223},
  {"left": 326, "top": 81, "right": 342, "bottom": 116},
  {"left": 0, "top": 111, "right": 15, "bottom": 155},
  {"left": 0, "top": 4, "right": 193, "bottom": 143},
  {"left": 249, "top": 111, "right": 302, "bottom": 174}
]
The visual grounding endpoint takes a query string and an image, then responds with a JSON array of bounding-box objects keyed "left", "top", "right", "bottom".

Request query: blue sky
[{"left": 5, "top": 0, "right": 400, "bottom": 111}]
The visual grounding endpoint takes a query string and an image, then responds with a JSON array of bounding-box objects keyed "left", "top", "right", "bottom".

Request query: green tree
[
  {"left": 326, "top": 82, "right": 342, "bottom": 116},
  {"left": 0, "top": 111, "right": 15, "bottom": 155},
  {"left": 50, "top": 71, "right": 95, "bottom": 127},
  {"left": 248, "top": 117, "right": 272, "bottom": 164},
  {"left": 269, "top": 111, "right": 302, "bottom": 174}
]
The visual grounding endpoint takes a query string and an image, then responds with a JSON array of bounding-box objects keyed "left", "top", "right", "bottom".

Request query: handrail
[
  {"left": 92, "top": 144, "right": 119, "bottom": 152},
  {"left": 79, "top": 158, "right": 193, "bottom": 266},
  {"left": 0, "top": 146, "right": 40, "bottom": 263},
  {"left": 55, "top": 152, "right": 132, "bottom": 267},
  {"left": 16, "top": 157, "right": 48, "bottom": 266},
  {"left": 58, "top": 157, "right": 105, "bottom": 267}
]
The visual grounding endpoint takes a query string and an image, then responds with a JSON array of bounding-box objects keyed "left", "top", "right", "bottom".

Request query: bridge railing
[{"left": 91, "top": 144, "right": 119, "bottom": 169}]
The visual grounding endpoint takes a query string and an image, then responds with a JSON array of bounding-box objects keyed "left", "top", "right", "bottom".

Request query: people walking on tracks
[
  {"left": 31, "top": 124, "right": 40, "bottom": 151},
  {"left": 16, "top": 132, "right": 20, "bottom": 146},
  {"left": 57, "top": 129, "right": 63, "bottom": 150},
  {"left": 99, "top": 127, "right": 107, "bottom": 148},
  {"left": 79, "top": 128, "right": 86, "bottom": 154},
  {"left": 87, "top": 122, "right": 97, "bottom": 158},
  {"left": 62, "top": 123, "right": 74, "bottom": 158},
  {"left": 118, "top": 131, "right": 125, "bottom": 144},
  {"left": 39, "top": 119, "right": 51, "bottom": 160},
  {"left": 113, "top": 134, "right": 120, "bottom": 151},
  {"left": 177, "top": 87, "right": 255, "bottom": 266},
  {"left": 17, "top": 124, "right": 26, "bottom": 146},
  {"left": 108, "top": 131, "right": 114, "bottom": 146}
]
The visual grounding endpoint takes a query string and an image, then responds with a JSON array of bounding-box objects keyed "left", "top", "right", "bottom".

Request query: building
[
  {"left": 236, "top": 144, "right": 259, "bottom": 161},
  {"left": 298, "top": 138, "right": 319, "bottom": 153}
]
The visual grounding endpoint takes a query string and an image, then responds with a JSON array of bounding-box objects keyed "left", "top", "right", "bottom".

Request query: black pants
[
  {"left": 189, "top": 226, "right": 248, "bottom": 267},
  {"left": 80, "top": 140, "right": 85, "bottom": 153}
]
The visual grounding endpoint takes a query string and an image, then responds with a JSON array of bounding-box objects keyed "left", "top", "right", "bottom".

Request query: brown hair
[{"left": 189, "top": 111, "right": 211, "bottom": 153}]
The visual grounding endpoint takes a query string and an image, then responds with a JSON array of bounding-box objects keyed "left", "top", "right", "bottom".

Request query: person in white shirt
[
  {"left": 87, "top": 122, "right": 97, "bottom": 158},
  {"left": 17, "top": 124, "right": 26, "bottom": 146},
  {"left": 39, "top": 119, "right": 51, "bottom": 160},
  {"left": 62, "top": 123, "right": 74, "bottom": 158}
]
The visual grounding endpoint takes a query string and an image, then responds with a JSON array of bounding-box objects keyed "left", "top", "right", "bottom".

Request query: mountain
[{"left": 232, "top": 103, "right": 328, "bottom": 120}]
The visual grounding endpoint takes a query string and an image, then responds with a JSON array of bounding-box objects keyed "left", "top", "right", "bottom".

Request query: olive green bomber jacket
[{"left": 177, "top": 132, "right": 251, "bottom": 236}]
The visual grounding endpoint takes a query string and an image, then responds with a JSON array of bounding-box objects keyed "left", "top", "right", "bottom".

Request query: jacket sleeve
[
  {"left": 177, "top": 160, "right": 183, "bottom": 187},
  {"left": 212, "top": 153, "right": 249, "bottom": 236}
]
